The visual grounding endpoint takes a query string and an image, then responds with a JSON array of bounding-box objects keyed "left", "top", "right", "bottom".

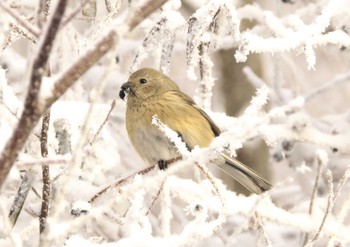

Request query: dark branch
[{"left": 0, "top": 0, "right": 67, "bottom": 188}]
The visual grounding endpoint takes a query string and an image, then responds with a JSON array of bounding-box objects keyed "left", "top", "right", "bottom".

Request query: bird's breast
[{"left": 125, "top": 100, "right": 179, "bottom": 165}]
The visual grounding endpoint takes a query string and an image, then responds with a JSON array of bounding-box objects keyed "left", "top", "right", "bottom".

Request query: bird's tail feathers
[{"left": 215, "top": 153, "right": 272, "bottom": 194}]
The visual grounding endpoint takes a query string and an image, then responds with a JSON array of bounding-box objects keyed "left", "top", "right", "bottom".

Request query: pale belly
[{"left": 132, "top": 126, "right": 180, "bottom": 165}]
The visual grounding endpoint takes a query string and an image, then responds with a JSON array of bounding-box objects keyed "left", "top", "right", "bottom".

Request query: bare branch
[
  {"left": 254, "top": 212, "right": 272, "bottom": 246},
  {"left": 0, "top": 1, "right": 40, "bottom": 37},
  {"left": 126, "top": 0, "right": 168, "bottom": 31},
  {"left": 195, "top": 162, "right": 222, "bottom": 199},
  {"left": 305, "top": 71, "right": 350, "bottom": 101},
  {"left": 8, "top": 170, "right": 35, "bottom": 226},
  {"left": 37, "top": 0, "right": 51, "bottom": 27},
  {"left": 61, "top": 0, "right": 93, "bottom": 27},
  {"left": 305, "top": 170, "right": 335, "bottom": 247},
  {"left": 45, "top": 31, "right": 116, "bottom": 108},
  {"left": 0, "top": 0, "right": 68, "bottom": 189},
  {"left": 9, "top": 22, "right": 37, "bottom": 43},
  {"left": 196, "top": 38, "right": 213, "bottom": 110},
  {"left": 90, "top": 165, "right": 157, "bottom": 204},
  {"left": 16, "top": 157, "right": 69, "bottom": 167},
  {"left": 90, "top": 99, "right": 116, "bottom": 145},
  {"left": 146, "top": 178, "right": 167, "bottom": 215},
  {"left": 303, "top": 158, "right": 323, "bottom": 245},
  {"left": 39, "top": 110, "right": 51, "bottom": 234},
  {"left": 89, "top": 156, "right": 182, "bottom": 204},
  {"left": 0, "top": 0, "right": 167, "bottom": 190}
]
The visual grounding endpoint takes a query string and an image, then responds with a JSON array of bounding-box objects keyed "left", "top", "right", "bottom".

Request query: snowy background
[{"left": 1, "top": 0, "right": 350, "bottom": 246}]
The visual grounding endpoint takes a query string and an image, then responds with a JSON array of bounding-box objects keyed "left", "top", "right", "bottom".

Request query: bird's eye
[{"left": 139, "top": 78, "right": 147, "bottom": 84}]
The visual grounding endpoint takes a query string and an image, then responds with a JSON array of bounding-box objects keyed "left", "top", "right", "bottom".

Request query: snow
[{"left": 1, "top": 0, "right": 350, "bottom": 246}]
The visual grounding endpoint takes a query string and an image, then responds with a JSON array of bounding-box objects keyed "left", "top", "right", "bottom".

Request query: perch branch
[{"left": 89, "top": 156, "right": 182, "bottom": 203}]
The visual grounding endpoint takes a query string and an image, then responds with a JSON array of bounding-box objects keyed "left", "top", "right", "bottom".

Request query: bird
[{"left": 119, "top": 68, "right": 272, "bottom": 194}]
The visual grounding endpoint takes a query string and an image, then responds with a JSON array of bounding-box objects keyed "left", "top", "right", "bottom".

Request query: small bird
[{"left": 119, "top": 68, "right": 272, "bottom": 194}]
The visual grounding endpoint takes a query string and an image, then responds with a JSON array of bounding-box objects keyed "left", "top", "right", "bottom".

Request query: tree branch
[
  {"left": 0, "top": 0, "right": 168, "bottom": 190},
  {"left": 0, "top": 0, "right": 67, "bottom": 188}
]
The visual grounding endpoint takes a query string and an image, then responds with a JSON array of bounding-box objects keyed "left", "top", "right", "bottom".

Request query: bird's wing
[
  {"left": 177, "top": 92, "right": 221, "bottom": 137},
  {"left": 160, "top": 91, "right": 272, "bottom": 194}
]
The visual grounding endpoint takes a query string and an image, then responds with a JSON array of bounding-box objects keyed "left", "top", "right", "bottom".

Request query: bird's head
[{"left": 119, "top": 68, "right": 179, "bottom": 101}]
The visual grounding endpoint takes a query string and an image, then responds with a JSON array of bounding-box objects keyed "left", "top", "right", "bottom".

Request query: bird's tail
[{"left": 215, "top": 153, "right": 272, "bottom": 194}]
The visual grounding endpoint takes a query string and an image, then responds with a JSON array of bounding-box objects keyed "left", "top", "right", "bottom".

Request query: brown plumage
[{"left": 120, "top": 68, "right": 272, "bottom": 194}]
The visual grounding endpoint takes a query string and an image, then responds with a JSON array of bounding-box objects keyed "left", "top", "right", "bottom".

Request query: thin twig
[
  {"left": 37, "top": 0, "right": 51, "bottom": 29},
  {"left": 195, "top": 162, "right": 225, "bottom": 208},
  {"left": 325, "top": 165, "right": 350, "bottom": 247},
  {"left": 305, "top": 72, "right": 350, "bottom": 101},
  {"left": 89, "top": 165, "right": 157, "bottom": 204},
  {"left": 197, "top": 39, "right": 213, "bottom": 109},
  {"left": 8, "top": 170, "right": 35, "bottom": 226},
  {"left": 16, "top": 157, "right": 69, "bottom": 167},
  {"left": 198, "top": 41, "right": 210, "bottom": 82},
  {"left": 89, "top": 156, "right": 182, "bottom": 203},
  {"left": 0, "top": 0, "right": 68, "bottom": 189},
  {"left": 25, "top": 207, "right": 40, "bottom": 218},
  {"left": 0, "top": 1, "right": 40, "bottom": 37},
  {"left": 39, "top": 110, "right": 51, "bottom": 234},
  {"left": 254, "top": 212, "right": 272, "bottom": 246},
  {"left": 0, "top": 0, "right": 167, "bottom": 190},
  {"left": 126, "top": 0, "right": 168, "bottom": 30},
  {"left": 146, "top": 178, "right": 167, "bottom": 215},
  {"left": 306, "top": 170, "right": 334, "bottom": 247},
  {"left": 61, "top": 0, "right": 91, "bottom": 27},
  {"left": 303, "top": 159, "right": 323, "bottom": 245},
  {"left": 31, "top": 186, "right": 42, "bottom": 199},
  {"left": 45, "top": 30, "right": 116, "bottom": 109},
  {"left": 90, "top": 99, "right": 116, "bottom": 145},
  {"left": 9, "top": 22, "right": 37, "bottom": 43}
]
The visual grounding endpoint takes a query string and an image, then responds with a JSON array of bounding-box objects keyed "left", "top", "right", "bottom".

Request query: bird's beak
[{"left": 119, "top": 82, "right": 133, "bottom": 100}]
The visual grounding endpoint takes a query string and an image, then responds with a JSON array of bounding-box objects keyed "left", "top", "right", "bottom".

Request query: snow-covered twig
[
  {"left": 90, "top": 99, "right": 116, "bottom": 145},
  {"left": 126, "top": 0, "right": 169, "bottom": 31},
  {"left": 254, "top": 212, "right": 272, "bottom": 247},
  {"left": 8, "top": 170, "right": 35, "bottom": 226},
  {"left": 186, "top": 0, "right": 240, "bottom": 80},
  {"left": 16, "top": 157, "right": 70, "bottom": 167},
  {"left": 0, "top": 0, "right": 68, "bottom": 188},
  {"left": 89, "top": 156, "right": 181, "bottom": 203},
  {"left": 0, "top": 1, "right": 40, "bottom": 37},
  {"left": 235, "top": 2, "right": 350, "bottom": 69},
  {"left": 131, "top": 10, "right": 184, "bottom": 73},
  {"left": 259, "top": 123, "right": 350, "bottom": 153},
  {"left": 152, "top": 115, "right": 191, "bottom": 157},
  {"left": 61, "top": 0, "right": 91, "bottom": 27},
  {"left": 9, "top": 22, "right": 37, "bottom": 43},
  {"left": 326, "top": 164, "right": 350, "bottom": 246},
  {"left": 195, "top": 34, "right": 214, "bottom": 110},
  {"left": 37, "top": 0, "right": 50, "bottom": 26},
  {"left": 304, "top": 71, "right": 350, "bottom": 101},
  {"left": 303, "top": 150, "right": 326, "bottom": 245},
  {"left": 305, "top": 170, "right": 334, "bottom": 247},
  {"left": 146, "top": 177, "right": 167, "bottom": 215},
  {"left": 242, "top": 66, "right": 266, "bottom": 88}
]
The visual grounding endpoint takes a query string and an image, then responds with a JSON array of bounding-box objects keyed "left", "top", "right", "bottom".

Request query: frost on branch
[
  {"left": 235, "top": 2, "right": 350, "bottom": 69},
  {"left": 130, "top": 10, "right": 185, "bottom": 74},
  {"left": 186, "top": 0, "right": 240, "bottom": 80},
  {"left": 1, "top": 0, "right": 350, "bottom": 246}
]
